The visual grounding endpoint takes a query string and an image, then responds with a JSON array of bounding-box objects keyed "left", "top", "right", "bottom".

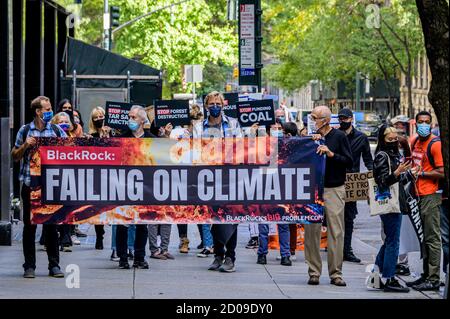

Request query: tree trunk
[
  {"left": 406, "top": 70, "right": 414, "bottom": 117},
  {"left": 416, "top": 0, "right": 449, "bottom": 197}
]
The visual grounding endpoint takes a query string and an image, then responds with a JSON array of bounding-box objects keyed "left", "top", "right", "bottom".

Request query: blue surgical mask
[
  {"left": 42, "top": 111, "right": 53, "bottom": 123},
  {"left": 128, "top": 119, "right": 140, "bottom": 132},
  {"left": 271, "top": 130, "right": 284, "bottom": 138},
  {"left": 59, "top": 123, "right": 70, "bottom": 132},
  {"left": 278, "top": 116, "right": 286, "bottom": 124},
  {"left": 417, "top": 123, "right": 431, "bottom": 137},
  {"left": 208, "top": 105, "right": 222, "bottom": 118}
]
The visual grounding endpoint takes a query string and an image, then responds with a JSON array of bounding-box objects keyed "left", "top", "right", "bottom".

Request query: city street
[
  {"left": 0, "top": 0, "right": 448, "bottom": 304},
  {"left": 0, "top": 202, "right": 445, "bottom": 299}
]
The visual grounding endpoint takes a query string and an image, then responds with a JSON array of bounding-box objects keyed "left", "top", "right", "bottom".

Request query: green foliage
[
  {"left": 263, "top": 0, "right": 424, "bottom": 92},
  {"left": 56, "top": 0, "right": 238, "bottom": 98}
]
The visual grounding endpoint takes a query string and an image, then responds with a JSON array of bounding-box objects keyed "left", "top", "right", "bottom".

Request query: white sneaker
[
  {"left": 71, "top": 235, "right": 81, "bottom": 245},
  {"left": 366, "top": 271, "right": 384, "bottom": 289}
]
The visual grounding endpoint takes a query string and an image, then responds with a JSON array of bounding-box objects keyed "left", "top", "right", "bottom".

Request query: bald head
[
  {"left": 311, "top": 105, "right": 331, "bottom": 135},
  {"left": 312, "top": 105, "right": 331, "bottom": 119}
]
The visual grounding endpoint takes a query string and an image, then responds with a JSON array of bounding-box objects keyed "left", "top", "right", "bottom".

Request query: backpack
[{"left": 411, "top": 135, "right": 441, "bottom": 169}]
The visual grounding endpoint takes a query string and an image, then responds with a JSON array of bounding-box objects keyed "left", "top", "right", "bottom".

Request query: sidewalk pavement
[{"left": 0, "top": 202, "right": 445, "bottom": 299}]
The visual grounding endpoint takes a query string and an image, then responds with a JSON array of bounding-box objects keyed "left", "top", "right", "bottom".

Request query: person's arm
[
  {"left": 361, "top": 135, "right": 374, "bottom": 171},
  {"left": 331, "top": 134, "right": 353, "bottom": 169},
  {"left": 373, "top": 153, "right": 398, "bottom": 188},
  {"left": 11, "top": 127, "right": 34, "bottom": 162}
]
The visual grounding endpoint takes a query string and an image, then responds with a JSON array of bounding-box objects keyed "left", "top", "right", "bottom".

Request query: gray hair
[{"left": 130, "top": 105, "right": 148, "bottom": 123}]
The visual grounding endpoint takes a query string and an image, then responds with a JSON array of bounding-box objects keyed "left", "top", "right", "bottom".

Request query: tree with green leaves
[
  {"left": 56, "top": 0, "right": 238, "bottom": 98},
  {"left": 263, "top": 0, "right": 424, "bottom": 117}
]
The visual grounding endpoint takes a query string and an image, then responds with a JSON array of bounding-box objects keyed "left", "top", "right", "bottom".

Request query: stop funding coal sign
[{"left": 236, "top": 99, "right": 275, "bottom": 127}]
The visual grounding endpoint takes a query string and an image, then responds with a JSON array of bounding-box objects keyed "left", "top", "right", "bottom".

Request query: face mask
[
  {"left": 385, "top": 141, "right": 398, "bottom": 151},
  {"left": 271, "top": 130, "right": 284, "bottom": 138},
  {"left": 278, "top": 117, "right": 286, "bottom": 124},
  {"left": 128, "top": 119, "right": 140, "bottom": 132},
  {"left": 339, "top": 121, "right": 352, "bottom": 130},
  {"left": 314, "top": 120, "right": 327, "bottom": 134},
  {"left": 41, "top": 111, "right": 53, "bottom": 123},
  {"left": 93, "top": 119, "right": 104, "bottom": 129},
  {"left": 73, "top": 116, "right": 80, "bottom": 125},
  {"left": 208, "top": 105, "right": 222, "bottom": 118},
  {"left": 417, "top": 123, "right": 431, "bottom": 137},
  {"left": 59, "top": 123, "right": 70, "bottom": 132}
]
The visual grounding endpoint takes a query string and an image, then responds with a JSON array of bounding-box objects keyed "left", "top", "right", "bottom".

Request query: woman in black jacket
[{"left": 372, "top": 125, "right": 411, "bottom": 293}]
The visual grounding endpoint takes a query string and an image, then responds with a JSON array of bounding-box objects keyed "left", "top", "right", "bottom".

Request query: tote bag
[{"left": 368, "top": 151, "right": 400, "bottom": 216}]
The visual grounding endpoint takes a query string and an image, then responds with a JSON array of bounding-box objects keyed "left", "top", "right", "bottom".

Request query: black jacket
[
  {"left": 343, "top": 126, "right": 374, "bottom": 173},
  {"left": 120, "top": 129, "right": 156, "bottom": 138},
  {"left": 323, "top": 128, "right": 354, "bottom": 188},
  {"left": 373, "top": 149, "right": 408, "bottom": 213}
]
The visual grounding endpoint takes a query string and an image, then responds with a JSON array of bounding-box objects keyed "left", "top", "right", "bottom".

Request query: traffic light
[
  {"left": 110, "top": 6, "right": 120, "bottom": 29},
  {"left": 233, "top": 66, "right": 238, "bottom": 78}
]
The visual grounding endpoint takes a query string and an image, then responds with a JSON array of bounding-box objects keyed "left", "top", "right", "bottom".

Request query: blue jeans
[
  {"left": 258, "top": 224, "right": 290, "bottom": 257},
  {"left": 111, "top": 225, "right": 136, "bottom": 251},
  {"left": 375, "top": 213, "right": 402, "bottom": 279},
  {"left": 441, "top": 199, "right": 449, "bottom": 274},
  {"left": 201, "top": 224, "right": 213, "bottom": 249}
]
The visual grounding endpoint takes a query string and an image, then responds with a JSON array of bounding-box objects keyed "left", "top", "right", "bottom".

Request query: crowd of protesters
[{"left": 11, "top": 94, "right": 447, "bottom": 294}]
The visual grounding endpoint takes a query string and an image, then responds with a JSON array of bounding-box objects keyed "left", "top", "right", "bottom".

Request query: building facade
[{"left": 399, "top": 52, "right": 434, "bottom": 119}]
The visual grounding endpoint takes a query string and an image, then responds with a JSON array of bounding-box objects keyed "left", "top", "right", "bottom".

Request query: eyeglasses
[{"left": 310, "top": 115, "right": 326, "bottom": 121}]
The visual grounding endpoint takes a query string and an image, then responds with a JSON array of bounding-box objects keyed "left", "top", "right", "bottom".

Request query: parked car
[{"left": 355, "top": 112, "right": 382, "bottom": 141}]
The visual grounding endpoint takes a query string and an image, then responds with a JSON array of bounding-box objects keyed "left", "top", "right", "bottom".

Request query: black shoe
[
  {"left": 308, "top": 276, "right": 320, "bottom": 285},
  {"left": 395, "top": 264, "right": 411, "bottom": 276},
  {"left": 412, "top": 280, "right": 440, "bottom": 291},
  {"left": 23, "top": 268, "right": 35, "bottom": 279},
  {"left": 280, "top": 256, "right": 292, "bottom": 266},
  {"left": 219, "top": 257, "right": 235, "bottom": 273},
  {"left": 208, "top": 256, "right": 224, "bottom": 271},
  {"left": 119, "top": 260, "right": 130, "bottom": 269},
  {"left": 49, "top": 266, "right": 64, "bottom": 278},
  {"left": 384, "top": 278, "right": 410, "bottom": 293},
  {"left": 133, "top": 260, "right": 149, "bottom": 269},
  {"left": 406, "top": 275, "right": 426, "bottom": 287},
  {"left": 246, "top": 237, "right": 259, "bottom": 249},
  {"left": 257, "top": 254, "right": 267, "bottom": 265},
  {"left": 128, "top": 250, "right": 134, "bottom": 260},
  {"left": 95, "top": 239, "right": 103, "bottom": 250},
  {"left": 343, "top": 251, "right": 361, "bottom": 263},
  {"left": 74, "top": 228, "right": 87, "bottom": 237}
]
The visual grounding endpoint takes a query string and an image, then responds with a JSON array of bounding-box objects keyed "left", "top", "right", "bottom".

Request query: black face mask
[
  {"left": 385, "top": 141, "right": 399, "bottom": 151},
  {"left": 339, "top": 122, "right": 352, "bottom": 130},
  {"left": 93, "top": 119, "right": 104, "bottom": 129}
]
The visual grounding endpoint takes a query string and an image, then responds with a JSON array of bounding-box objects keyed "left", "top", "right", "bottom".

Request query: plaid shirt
[
  {"left": 15, "top": 120, "right": 66, "bottom": 186},
  {"left": 193, "top": 114, "right": 242, "bottom": 138}
]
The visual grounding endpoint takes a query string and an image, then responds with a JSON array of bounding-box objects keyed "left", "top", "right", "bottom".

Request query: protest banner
[
  {"left": 236, "top": 99, "right": 275, "bottom": 127},
  {"left": 268, "top": 225, "right": 328, "bottom": 251},
  {"left": 345, "top": 171, "right": 373, "bottom": 202},
  {"left": 105, "top": 101, "right": 143, "bottom": 130},
  {"left": 29, "top": 136, "right": 325, "bottom": 224},
  {"left": 154, "top": 100, "right": 190, "bottom": 127},
  {"left": 202, "top": 92, "right": 239, "bottom": 118}
]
